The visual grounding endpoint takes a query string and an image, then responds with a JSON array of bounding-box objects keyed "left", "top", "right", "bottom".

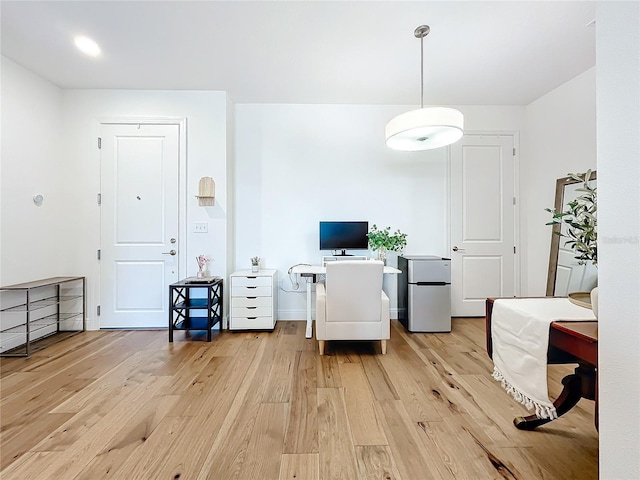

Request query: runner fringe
[{"left": 492, "top": 366, "right": 557, "bottom": 420}]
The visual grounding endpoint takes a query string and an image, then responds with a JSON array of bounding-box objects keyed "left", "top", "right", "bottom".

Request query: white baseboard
[{"left": 276, "top": 309, "right": 309, "bottom": 321}]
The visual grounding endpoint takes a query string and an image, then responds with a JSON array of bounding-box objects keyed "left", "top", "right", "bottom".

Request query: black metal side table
[{"left": 169, "top": 277, "right": 223, "bottom": 342}]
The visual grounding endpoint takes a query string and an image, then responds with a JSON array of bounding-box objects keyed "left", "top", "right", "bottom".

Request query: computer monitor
[{"left": 319, "top": 221, "right": 369, "bottom": 255}]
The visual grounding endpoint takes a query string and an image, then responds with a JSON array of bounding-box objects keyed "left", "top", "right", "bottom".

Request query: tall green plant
[{"left": 545, "top": 169, "right": 597, "bottom": 265}]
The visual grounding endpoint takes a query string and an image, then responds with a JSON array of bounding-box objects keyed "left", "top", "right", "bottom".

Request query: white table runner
[{"left": 491, "top": 298, "right": 595, "bottom": 419}]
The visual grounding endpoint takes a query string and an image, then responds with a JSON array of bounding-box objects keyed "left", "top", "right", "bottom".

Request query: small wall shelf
[{"left": 196, "top": 177, "right": 215, "bottom": 206}]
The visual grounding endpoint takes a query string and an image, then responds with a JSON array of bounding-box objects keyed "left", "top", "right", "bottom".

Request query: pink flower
[{"left": 196, "top": 255, "right": 210, "bottom": 271}]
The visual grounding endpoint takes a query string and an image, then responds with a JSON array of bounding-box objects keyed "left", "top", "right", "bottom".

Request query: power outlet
[{"left": 193, "top": 222, "right": 208, "bottom": 233}]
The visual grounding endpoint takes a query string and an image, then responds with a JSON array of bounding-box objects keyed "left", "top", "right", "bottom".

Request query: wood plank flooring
[{"left": 0, "top": 319, "right": 598, "bottom": 479}]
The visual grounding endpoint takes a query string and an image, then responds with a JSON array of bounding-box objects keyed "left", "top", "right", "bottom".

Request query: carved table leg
[{"left": 513, "top": 364, "right": 596, "bottom": 431}]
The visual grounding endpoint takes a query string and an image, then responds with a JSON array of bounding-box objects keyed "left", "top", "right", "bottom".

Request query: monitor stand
[
  {"left": 337, "top": 250, "right": 352, "bottom": 256},
  {"left": 322, "top": 254, "right": 369, "bottom": 266}
]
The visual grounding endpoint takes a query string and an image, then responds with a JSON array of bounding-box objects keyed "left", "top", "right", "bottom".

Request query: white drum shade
[{"left": 385, "top": 106, "right": 464, "bottom": 151}]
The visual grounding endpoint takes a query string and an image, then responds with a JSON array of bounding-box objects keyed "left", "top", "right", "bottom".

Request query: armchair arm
[
  {"left": 381, "top": 291, "right": 390, "bottom": 339},
  {"left": 316, "top": 283, "right": 327, "bottom": 339}
]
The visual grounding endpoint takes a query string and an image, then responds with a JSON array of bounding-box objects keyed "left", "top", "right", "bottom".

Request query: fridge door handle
[{"left": 416, "top": 281, "right": 448, "bottom": 286}]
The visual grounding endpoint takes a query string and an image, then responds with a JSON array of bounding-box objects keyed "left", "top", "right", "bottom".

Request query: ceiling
[{"left": 1, "top": 1, "right": 596, "bottom": 106}]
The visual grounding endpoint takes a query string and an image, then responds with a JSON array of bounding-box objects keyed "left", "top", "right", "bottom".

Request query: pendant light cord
[
  {"left": 414, "top": 25, "right": 429, "bottom": 109},
  {"left": 420, "top": 34, "right": 424, "bottom": 109}
]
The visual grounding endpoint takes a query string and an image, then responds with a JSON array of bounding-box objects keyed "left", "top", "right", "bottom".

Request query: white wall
[
  {"left": 0, "top": 57, "right": 67, "bottom": 285},
  {"left": 0, "top": 57, "right": 70, "bottom": 350},
  {"left": 234, "top": 104, "right": 524, "bottom": 319},
  {"left": 597, "top": 2, "right": 640, "bottom": 478},
  {"left": 59, "top": 89, "right": 230, "bottom": 329},
  {"left": 521, "top": 68, "right": 597, "bottom": 295}
]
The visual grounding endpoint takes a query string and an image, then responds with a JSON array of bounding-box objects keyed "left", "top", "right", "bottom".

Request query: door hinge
[
  {"left": 514, "top": 246, "right": 516, "bottom": 254},
  {"left": 97, "top": 305, "right": 101, "bottom": 316},
  {"left": 513, "top": 197, "right": 516, "bottom": 205},
  {"left": 98, "top": 137, "right": 102, "bottom": 149},
  {"left": 513, "top": 147, "right": 516, "bottom": 156},
  {"left": 97, "top": 193, "right": 102, "bottom": 205},
  {"left": 97, "top": 249, "right": 101, "bottom": 260}
]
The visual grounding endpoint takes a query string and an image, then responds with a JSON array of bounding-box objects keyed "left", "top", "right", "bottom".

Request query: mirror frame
[{"left": 546, "top": 170, "right": 597, "bottom": 296}]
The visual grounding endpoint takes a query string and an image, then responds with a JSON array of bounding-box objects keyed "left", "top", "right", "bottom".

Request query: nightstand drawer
[
  {"left": 232, "top": 286, "right": 271, "bottom": 297},
  {"left": 232, "top": 296, "right": 272, "bottom": 308},
  {"left": 231, "top": 276, "right": 272, "bottom": 287},
  {"left": 230, "top": 316, "right": 275, "bottom": 330},
  {"left": 232, "top": 306, "right": 272, "bottom": 317}
]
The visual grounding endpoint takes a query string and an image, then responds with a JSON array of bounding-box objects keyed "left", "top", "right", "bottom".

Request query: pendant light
[{"left": 386, "top": 25, "right": 464, "bottom": 151}]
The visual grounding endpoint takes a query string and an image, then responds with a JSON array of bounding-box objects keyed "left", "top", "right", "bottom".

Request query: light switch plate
[{"left": 193, "top": 222, "right": 208, "bottom": 233}]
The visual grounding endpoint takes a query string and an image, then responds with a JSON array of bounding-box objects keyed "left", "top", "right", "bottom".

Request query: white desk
[{"left": 290, "top": 264, "right": 401, "bottom": 338}]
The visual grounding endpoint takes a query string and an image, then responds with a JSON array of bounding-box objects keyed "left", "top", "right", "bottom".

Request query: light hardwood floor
[{"left": 0, "top": 319, "right": 598, "bottom": 479}]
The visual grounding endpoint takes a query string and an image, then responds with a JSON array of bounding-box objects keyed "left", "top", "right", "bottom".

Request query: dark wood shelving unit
[{"left": 169, "top": 277, "right": 223, "bottom": 342}]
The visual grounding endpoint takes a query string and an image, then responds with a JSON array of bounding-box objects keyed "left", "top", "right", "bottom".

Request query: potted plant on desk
[{"left": 367, "top": 224, "right": 407, "bottom": 265}]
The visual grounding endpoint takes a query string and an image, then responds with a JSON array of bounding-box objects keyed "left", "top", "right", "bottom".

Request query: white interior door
[
  {"left": 450, "top": 134, "right": 517, "bottom": 316},
  {"left": 100, "top": 124, "right": 179, "bottom": 328}
]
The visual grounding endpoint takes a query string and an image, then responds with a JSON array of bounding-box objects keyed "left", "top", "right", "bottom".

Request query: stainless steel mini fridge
[{"left": 398, "top": 255, "right": 451, "bottom": 332}]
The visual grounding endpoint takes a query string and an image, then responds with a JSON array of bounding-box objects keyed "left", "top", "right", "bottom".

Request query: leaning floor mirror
[{"left": 546, "top": 171, "right": 598, "bottom": 296}]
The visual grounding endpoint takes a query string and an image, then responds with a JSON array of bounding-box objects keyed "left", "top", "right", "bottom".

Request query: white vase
[
  {"left": 590, "top": 287, "right": 599, "bottom": 319},
  {"left": 251, "top": 265, "right": 259, "bottom": 273},
  {"left": 377, "top": 247, "right": 387, "bottom": 265}
]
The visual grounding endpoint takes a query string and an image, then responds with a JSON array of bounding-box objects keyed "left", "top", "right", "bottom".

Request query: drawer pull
[
  {"left": 247, "top": 306, "right": 257, "bottom": 310},
  {"left": 247, "top": 276, "right": 257, "bottom": 279},
  {"left": 248, "top": 317, "right": 257, "bottom": 320},
  {"left": 246, "top": 286, "right": 257, "bottom": 289},
  {"left": 247, "top": 296, "right": 257, "bottom": 299}
]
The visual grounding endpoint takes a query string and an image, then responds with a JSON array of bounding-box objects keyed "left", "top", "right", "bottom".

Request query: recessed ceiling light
[{"left": 74, "top": 35, "right": 101, "bottom": 57}]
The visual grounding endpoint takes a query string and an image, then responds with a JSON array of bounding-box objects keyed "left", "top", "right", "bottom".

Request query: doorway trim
[{"left": 96, "top": 116, "right": 187, "bottom": 328}]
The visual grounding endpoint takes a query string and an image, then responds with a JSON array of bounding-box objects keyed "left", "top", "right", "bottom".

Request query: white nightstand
[{"left": 229, "top": 269, "right": 278, "bottom": 330}]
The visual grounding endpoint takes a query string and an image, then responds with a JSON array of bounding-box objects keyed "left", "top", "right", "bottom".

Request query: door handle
[
  {"left": 162, "top": 249, "right": 177, "bottom": 256},
  {"left": 452, "top": 246, "right": 466, "bottom": 252}
]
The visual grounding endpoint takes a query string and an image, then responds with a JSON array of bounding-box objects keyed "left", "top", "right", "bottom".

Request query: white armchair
[{"left": 315, "top": 260, "right": 390, "bottom": 355}]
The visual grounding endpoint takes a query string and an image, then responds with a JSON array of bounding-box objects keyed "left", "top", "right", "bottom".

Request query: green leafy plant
[
  {"left": 367, "top": 225, "right": 407, "bottom": 252},
  {"left": 250, "top": 256, "right": 260, "bottom": 266},
  {"left": 545, "top": 169, "right": 597, "bottom": 265}
]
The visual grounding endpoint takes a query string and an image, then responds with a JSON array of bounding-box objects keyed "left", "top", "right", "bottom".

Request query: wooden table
[{"left": 485, "top": 298, "right": 598, "bottom": 430}]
